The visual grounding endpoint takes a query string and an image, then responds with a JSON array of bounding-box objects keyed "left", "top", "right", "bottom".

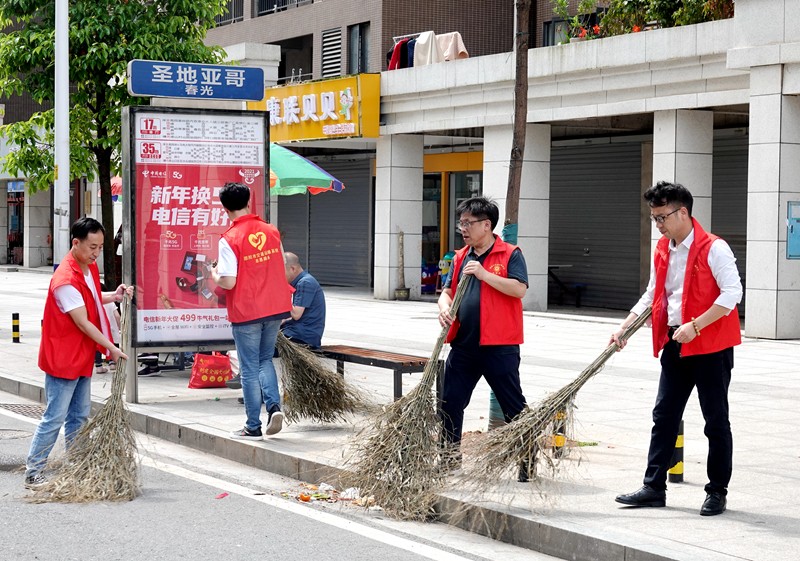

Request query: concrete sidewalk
[{"left": 1, "top": 268, "right": 799, "bottom": 561}]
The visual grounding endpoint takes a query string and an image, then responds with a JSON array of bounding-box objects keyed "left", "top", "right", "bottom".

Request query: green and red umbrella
[{"left": 269, "top": 143, "right": 345, "bottom": 196}]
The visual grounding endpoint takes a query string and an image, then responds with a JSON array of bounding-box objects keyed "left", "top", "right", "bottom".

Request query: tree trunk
[
  {"left": 504, "top": 0, "right": 532, "bottom": 236},
  {"left": 96, "top": 149, "right": 118, "bottom": 290},
  {"left": 490, "top": 0, "right": 532, "bottom": 431}
]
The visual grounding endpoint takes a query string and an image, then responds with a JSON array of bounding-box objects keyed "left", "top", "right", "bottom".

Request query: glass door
[{"left": 448, "top": 171, "right": 482, "bottom": 251}]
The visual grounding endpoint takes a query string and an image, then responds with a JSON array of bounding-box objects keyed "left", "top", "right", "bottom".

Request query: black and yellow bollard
[
  {"left": 668, "top": 419, "right": 684, "bottom": 483},
  {"left": 552, "top": 408, "right": 568, "bottom": 458},
  {"left": 12, "top": 312, "right": 20, "bottom": 343}
]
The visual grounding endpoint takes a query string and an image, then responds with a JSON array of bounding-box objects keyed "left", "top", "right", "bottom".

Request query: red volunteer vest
[
  {"left": 445, "top": 236, "right": 524, "bottom": 345},
  {"left": 221, "top": 214, "right": 292, "bottom": 324},
  {"left": 651, "top": 218, "right": 741, "bottom": 357},
  {"left": 39, "top": 251, "right": 110, "bottom": 379}
]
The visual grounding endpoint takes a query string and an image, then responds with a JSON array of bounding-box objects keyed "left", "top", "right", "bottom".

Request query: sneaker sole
[
  {"left": 229, "top": 432, "right": 262, "bottom": 441},
  {"left": 265, "top": 411, "right": 284, "bottom": 435}
]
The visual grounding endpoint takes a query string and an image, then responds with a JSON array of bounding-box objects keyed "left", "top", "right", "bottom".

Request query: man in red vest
[
  {"left": 438, "top": 197, "right": 528, "bottom": 472},
  {"left": 25, "top": 217, "right": 131, "bottom": 489},
  {"left": 210, "top": 182, "right": 292, "bottom": 440},
  {"left": 612, "top": 181, "right": 742, "bottom": 516}
]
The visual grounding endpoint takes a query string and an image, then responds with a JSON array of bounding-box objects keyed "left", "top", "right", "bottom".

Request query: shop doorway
[
  {"left": 7, "top": 188, "right": 24, "bottom": 265},
  {"left": 448, "top": 171, "right": 482, "bottom": 251}
]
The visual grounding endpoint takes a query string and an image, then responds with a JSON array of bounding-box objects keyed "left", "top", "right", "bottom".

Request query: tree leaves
[{"left": 0, "top": 0, "right": 227, "bottom": 287}]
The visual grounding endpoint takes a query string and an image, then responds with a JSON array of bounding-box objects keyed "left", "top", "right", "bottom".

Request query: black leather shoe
[
  {"left": 615, "top": 485, "right": 666, "bottom": 507},
  {"left": 700, "top": 492, "right": 726, "bottom": 516}
]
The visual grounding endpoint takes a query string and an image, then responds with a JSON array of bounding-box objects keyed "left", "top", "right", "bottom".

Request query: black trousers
[
  {"left": 440, "top": 345, "right": 526, "bottom": 446},
  {"left": 643, "top": 339, "right": 734, "bottom": 494}
]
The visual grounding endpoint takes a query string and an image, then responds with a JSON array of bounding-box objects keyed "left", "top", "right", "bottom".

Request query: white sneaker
[{"left": 265, "top": 410, "right": 284, "bottom": 436}]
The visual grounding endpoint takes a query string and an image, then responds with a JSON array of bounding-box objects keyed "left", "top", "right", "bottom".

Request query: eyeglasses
[
  {"left": 650, "top": 208, "right": 681, "bottom": 224},
  {"left": 457, "top": 218, "right": 486, "bottom": 230}
]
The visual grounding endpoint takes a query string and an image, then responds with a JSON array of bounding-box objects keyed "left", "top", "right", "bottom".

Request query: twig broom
[
  {"left": 465, "top": 306, "right": 652, "bottom": 486},
  {"left": 276, "top": 332, "right": 372, "bottom": 423},
  {"left": 30, "top": 294, "right": 139, "bottom": 503},
  {"left": 342, "top": 275, "right": 472, "bottom": 520}
]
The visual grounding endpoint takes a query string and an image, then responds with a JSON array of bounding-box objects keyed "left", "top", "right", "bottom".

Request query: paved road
[{"left": 0, "top": 393, "right": 557, "bottom": 561}]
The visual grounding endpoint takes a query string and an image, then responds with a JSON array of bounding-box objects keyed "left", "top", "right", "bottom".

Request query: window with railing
[
  {"left": 255, "top": 0, "right": 313, "bottom": 16},
  {"left": 215, "top": 0, "right": 244, "bottom": 26}
]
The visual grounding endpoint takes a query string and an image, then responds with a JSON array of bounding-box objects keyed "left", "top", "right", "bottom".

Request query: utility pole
[{"left": 53, "top": 0, "right": 70, "bottom": 267}]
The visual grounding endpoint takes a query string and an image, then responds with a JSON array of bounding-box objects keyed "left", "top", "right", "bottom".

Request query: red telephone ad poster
[{"left": 131, "top": 109, "right": 267, "bottom": 345}]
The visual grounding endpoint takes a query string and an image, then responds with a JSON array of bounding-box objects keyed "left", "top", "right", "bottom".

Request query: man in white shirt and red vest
[
  {"left": 211, "top": 182, "right": 293, "bottom": 440},
  {"left": 612, "top": 181, "right": 742, "bottom": 516},
  {"left": 25, "top": 217, "right": 131, "bottom": 489},
  {"left": 437, "top": 197, "right": 529, "bottom": 472}
]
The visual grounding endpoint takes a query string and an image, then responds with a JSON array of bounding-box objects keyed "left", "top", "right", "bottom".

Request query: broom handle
[
  {"left": 110, "top": 294, "right": 132, "bottom": 397},
  {"left": 578, "top": 305, "right": 653, "bottom": 381},
  {"left": 426, "top": 274, "right": 472, "bottom": 365}
]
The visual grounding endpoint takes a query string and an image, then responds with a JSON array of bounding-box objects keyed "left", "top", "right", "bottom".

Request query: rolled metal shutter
[
  {"left": 308, "top": 159, "right": 372, "bottom": 286},
  {"left": 712, "top": 133, "right": 748, "bottom": 315},
  {"left": 549, "top": 141, "right": 643, "bottom": 310},
  {"left": 276, "top": 194, "right": 310, "bottom": 268}
]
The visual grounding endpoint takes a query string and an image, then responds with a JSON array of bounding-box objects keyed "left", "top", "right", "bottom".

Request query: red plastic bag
[{"left": 188, "top": 352, "right": 233, "bottom": 389}]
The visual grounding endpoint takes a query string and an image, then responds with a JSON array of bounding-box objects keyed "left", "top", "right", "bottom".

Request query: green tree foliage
[{"left": 0, "top": 0, "right": 227, "bottom": 286}]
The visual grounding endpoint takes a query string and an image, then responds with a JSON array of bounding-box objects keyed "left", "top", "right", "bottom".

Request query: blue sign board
[
  {"left": 7, "top": 180, "right": 24, "bottom": 192},
  {"left": 127, "top": 60, "right": 264, "bottom": 101}
]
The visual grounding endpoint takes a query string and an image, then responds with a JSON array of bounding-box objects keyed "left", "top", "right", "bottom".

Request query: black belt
[{"left": 668, "top": 325, "right": 680, "bottom": 337}]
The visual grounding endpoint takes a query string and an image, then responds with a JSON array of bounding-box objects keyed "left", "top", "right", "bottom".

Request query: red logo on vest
[
  {"left": 488, "top": 263, "right": 506, "bottom": 276},
  {"left": 248, "top": 232, "right": 266, "bottom": 251}
]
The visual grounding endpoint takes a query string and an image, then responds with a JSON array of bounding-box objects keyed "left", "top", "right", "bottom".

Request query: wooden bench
[{"left": 318, "top": 345, "right": 437, "bottom": 401}]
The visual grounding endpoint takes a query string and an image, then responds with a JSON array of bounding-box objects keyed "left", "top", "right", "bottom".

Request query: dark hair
[
  {"left": 455, "top": 196, "right": 499, "bottom": 230},
  {"left": 70, "top": 217, "right": 105, "bottom": 242},
  {"left": 218, "top": 182, "right": 251, "bottom": 212},
  {"left": 643, "top": 181, "right": 693, "bottom": 216}
]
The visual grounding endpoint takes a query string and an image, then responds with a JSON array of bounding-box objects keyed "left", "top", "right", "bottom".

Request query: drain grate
[{"left": 0, "top": 403, "right": 45, "bottom": 420}]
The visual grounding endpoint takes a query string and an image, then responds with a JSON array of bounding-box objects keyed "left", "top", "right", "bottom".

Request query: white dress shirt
[{"left": 631, "top": 229, "right": 743, "bottom": 326}]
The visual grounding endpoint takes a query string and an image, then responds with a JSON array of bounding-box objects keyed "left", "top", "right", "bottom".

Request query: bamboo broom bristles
[
  {"left": 342, "top": 275, "right": 472, "bottom": 520},
  {"left": 30, "top": 294, "right": 140, "bottom": 503},
  {"left": 465, "top": 307, "right": 653, "bottom": 486},
  {"left": 276, "top": 332, "right": 372, "bottom": 423}
]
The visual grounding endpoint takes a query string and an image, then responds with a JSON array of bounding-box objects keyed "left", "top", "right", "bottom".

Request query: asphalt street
[{"left": 0, "top": 393, "right": 557, "bottom": 561}]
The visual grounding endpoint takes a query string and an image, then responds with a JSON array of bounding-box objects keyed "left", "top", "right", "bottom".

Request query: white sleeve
[
  {"left": 54, "top": 285, "right": 85, "bottom": 314},
  {"left": 708, "top": 239, "right": 743, "bottom": 311},
  {"left": 631, "top": 251, "right": 656, "bottom": 316},
  {"left": 216, "top": 238, "right": 238, "bottom": 277}
]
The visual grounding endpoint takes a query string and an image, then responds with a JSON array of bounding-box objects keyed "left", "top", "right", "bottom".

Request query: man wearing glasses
[
  {"left": 611, "top": 181, "right": 742, "bottom": 516},
  {"left": 437, "top": 197, "right": 528, "bottom": 475}
]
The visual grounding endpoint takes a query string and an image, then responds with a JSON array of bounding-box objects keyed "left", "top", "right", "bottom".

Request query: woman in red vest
[
  {"left": 611, "top": 181, "right": 742, "bottom": 516},
  {"left": 437, "top": 197, "right": 529, "bottom": 473},
  {"left": 25, "top": 217, "right": 131, "bottom": 489}
]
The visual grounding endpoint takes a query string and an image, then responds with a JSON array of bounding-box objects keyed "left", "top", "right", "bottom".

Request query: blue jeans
[
  {"left": 25, "top": 374, "right": 92, "bottom": 478},
  {"left": 232, "top": 319, "right": 281, "bottom": 432}
]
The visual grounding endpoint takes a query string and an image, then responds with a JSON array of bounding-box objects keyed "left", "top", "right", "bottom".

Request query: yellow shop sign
[{"left": 248, "top": 74, "right": 379, "bottom": 142}]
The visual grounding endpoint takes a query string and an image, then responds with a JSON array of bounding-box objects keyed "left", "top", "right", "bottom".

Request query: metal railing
[
  {"left": 215, "top": 0, "right": 244, "bottom": 26},
  {"left": 256, "top": 0, "right": 313, "bottom": 16},
  {"left": 276, "top": 69, "right": 313, "bottom": 85}
]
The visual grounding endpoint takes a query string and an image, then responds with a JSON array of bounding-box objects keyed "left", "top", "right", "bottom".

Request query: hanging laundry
[
  {"left": 388, "top": 38, "right": 410, "bottom": 70},
  {"left": 413, "top": 31, "right": 443, "bottom": 67},
  {"left": 436, "top": 31, "right": 469, "bottom": 61}
]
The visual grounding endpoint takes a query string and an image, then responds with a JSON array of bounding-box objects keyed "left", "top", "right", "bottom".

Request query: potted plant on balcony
[{"left": 553, "top": 0, "right": 601, "bottom": 43}]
